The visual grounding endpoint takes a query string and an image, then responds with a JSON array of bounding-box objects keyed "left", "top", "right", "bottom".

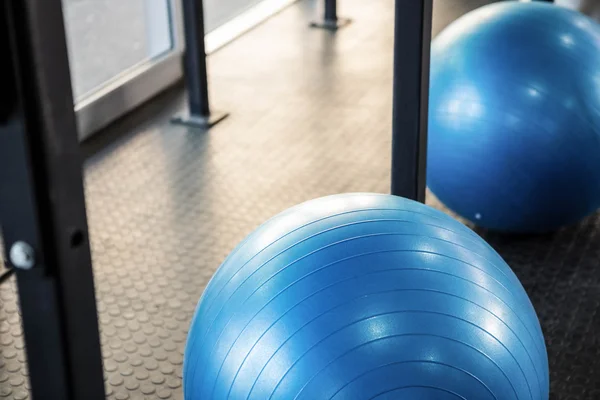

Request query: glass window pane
[{"left": 63, "top": 0, "right": 173, "bottom": 100}]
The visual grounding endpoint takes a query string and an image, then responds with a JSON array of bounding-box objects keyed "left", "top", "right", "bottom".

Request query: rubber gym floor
[{"left": 1, "top": 0, "right": 598, "bottom": 399}]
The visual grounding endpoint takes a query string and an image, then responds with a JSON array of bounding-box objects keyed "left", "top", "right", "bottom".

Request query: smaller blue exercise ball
[
  {"left": 183, "top": 193, "right": 549, "bottom": 400},
  {"left": 428, "top": 1, "right": 600, "bottom": 232}
]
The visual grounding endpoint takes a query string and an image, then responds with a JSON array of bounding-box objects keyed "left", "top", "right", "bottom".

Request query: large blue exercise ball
[
  {"left": 183, "top": 193, "right": 549, "bottom": 399},
  {"left": 428, "top": 1, "right": 600, "bottom": 233}
]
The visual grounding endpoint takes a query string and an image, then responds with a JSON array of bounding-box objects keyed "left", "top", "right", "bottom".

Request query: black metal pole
[
  {"left": 0, "top": 1, "right": 105, "bottom": 399},
  {"left": 184, "top": 0, "right": 209, "bottom": 117},
  {"left": 310, "top": 0, "right": 351, "bottom": 30},
  {"left": 390, "top": 0, "right": 432, "bottom": 203},
  {"left": 172, "top": 0, "right": 228, "bottom": 128},
  {"left": 324, "top": 0, "right": 337, "bottom": 21}
]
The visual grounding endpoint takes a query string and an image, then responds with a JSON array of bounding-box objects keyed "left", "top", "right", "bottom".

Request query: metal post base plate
[
  {"left": 171, "top": 110, "right": 229, "bottom": 129},
  {"left": 309, "top": 17, "right": 351, "bottom": 31}
]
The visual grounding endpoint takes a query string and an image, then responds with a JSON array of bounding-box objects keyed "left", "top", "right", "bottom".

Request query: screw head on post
[{"left": 9, "top": 241, "right": 36, "bottom": 270}]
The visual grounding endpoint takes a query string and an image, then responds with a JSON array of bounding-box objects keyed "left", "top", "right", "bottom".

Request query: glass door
[
  {"left": 60, "top": 0, "right": 291, "bottom": 141},
  {"left": 62, "top": 0, "right": 184, "bottom": 140}
]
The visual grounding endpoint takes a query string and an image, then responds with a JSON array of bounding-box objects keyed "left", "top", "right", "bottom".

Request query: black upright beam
[
  {"left": 172, "top": 0, "right": 228, "bottom": 128},
  {"left": 0, "top": 1, "right": 105, "bottom": 399},
  {"left": 390, "top": 0, "right": 432, "bottom": 203},
  {"left": 325, "top": 0, "right": 337, "bottom": 21},
  {"left": 310, "top": 0, "right": 351, "bottom": 30}
]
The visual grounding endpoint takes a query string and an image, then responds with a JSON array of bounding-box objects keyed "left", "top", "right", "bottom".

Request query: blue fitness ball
[
  {"left": 428, "top": 1, "right": 600, "bottom": 233},
  {"left": 183, "top": 193, "right": 549, "bottom": 399}
]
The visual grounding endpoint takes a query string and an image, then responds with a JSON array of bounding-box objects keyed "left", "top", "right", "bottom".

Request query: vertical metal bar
[
  {"left": 0, "top": 0, "right": 105, "bottom": 399},
  {"left": 324, "top": 0, "right": 337, "bottom": 22},
  {"left": 390, "top": 0, "right": 432, "bottom": 203},
  {"left": 182, "top": 0, "right": 210, "bottom": 117},
  {"left": 310, "top": 0, "right": 350, "bottom": 30},
  {"left": 173, "top": 0, "right": 228, "bottom": 128}
]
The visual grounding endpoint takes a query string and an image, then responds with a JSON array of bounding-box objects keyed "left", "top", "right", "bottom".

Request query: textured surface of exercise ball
[
  {"left": 428, "top": 1, "right": 600, "bottom": 233},
  {"left": 183, "top": 193, "right": 549, "bottom": 400}
]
